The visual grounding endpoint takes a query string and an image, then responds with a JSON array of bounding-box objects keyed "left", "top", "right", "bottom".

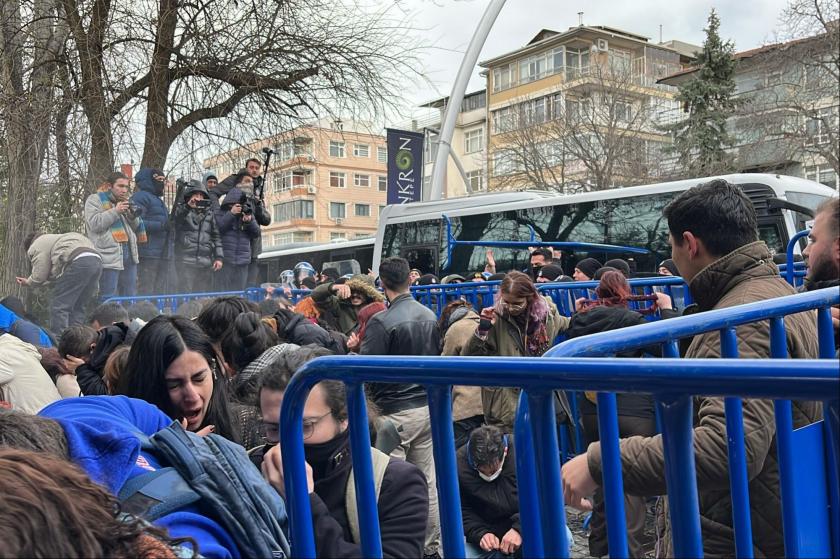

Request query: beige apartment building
[
  {"left": 479, "top": 25, "right": 697, "bottom": 191},
  {"left": 204, "top": 120, "right": 388, "bottom": 249}
]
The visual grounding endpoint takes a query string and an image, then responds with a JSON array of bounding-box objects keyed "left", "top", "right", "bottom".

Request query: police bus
[
  {"left": 258, "top": 237, "right": 375, "bottom": 283},
  {"left": 372, "top": 174, "right": 835, "bottom": 277}
]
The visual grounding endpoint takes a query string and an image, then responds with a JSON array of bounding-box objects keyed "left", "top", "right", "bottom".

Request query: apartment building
[
  {"left": 479, "top": 25, "right": 696, "bottom": 191},
  {"left": 204, "top": 120, "right": 387, "bottom": 249},
  {"left": 660, "top": 28, "right": 839, "bottom": 191}
]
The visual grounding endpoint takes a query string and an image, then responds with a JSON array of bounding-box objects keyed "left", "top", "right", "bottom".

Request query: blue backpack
[{"left": 118, "top": 421, "right": 290, "bottom": 558}]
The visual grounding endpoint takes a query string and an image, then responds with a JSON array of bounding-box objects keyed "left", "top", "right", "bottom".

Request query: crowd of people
[{"left": 0, "top": 180, "right": 837, "bottom": 558}]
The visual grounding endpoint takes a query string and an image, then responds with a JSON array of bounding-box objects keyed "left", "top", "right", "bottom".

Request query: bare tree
[{"left": 489, "top": 59, "right": 678, "bottom": 193}]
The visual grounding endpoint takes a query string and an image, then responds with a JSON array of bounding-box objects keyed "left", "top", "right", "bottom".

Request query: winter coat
[
  {"left": 84, "top": 191, "right": 141, "bottom": 269},
  {"left": 129, "top": 168, "right": 169, "bottom": 259},
  {"left": 585, "top": 241, "right": 820, "bottom": 558},
  {"left": 0, "top": 304, "right": 53, "bottom": 347},
  {"left": 360, "top": 293, "right": 439, "bottom": 415},
  {"left": 464, "top": 296, "right": 569, "bottom": 432},
  {"left": 250, "top": 198, "right": 270, "bottom": 262},
  {"left": 0, "top": 333, "right": 61, "bottom": 413},
  {"left": 441, "top": 308, "right": 485, "bottom": 421},
  {"left": 25, "top": 233, "right": 98, "bottom": 286},
  {"left": 215, "top": 187, "right": 259, "bottom": 266},
  {"left": 174, "top": 182, "right": 223, "bottom": 268},
  {"left": 311, "top": 279, "right": 385, "bottom": 335},
  {"left": 457, "top": 436, "right": 520, "bottom": 544},
  {"left": 274, "top": 309, "right": 344, "bottom": 354}
]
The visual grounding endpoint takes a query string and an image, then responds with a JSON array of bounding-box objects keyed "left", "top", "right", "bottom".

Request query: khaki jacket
[
  {"left": 586, "top": 242, "right": 820, "bottom": 558},
  {"left": 441, "top": 309, "right": 484, "bottom": 421},
  {"left": 25, "top": 233, "right": 97, "bottom": 286}
]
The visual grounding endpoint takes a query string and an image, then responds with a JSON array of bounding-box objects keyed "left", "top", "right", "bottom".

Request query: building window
[
  {"left": 353, "top": 144, "right": 370, "bottom": 157},
  {"left": 329, "top": 171, "right": 346, "bottom": 188},
  {"left": 330, "top": 232, "right": 348, "bottom": 241},
  {"left": 378, "top": 175, "right": 387, "bottom": 191},
  {"left": 614, "top": 100, "right": 633, "bottom": 122},
  {"left": 492, "top": 106, "right": 516, "bottom": 133},
  {"left": 272, "top": 231, "right": 313, "bottom": 245},
  {"left": 608, "top": 48, "right": 632, "bottom": 76},
  {"left": 466, "top": 170, "right": 485, "bottom": 191},
  {"left": 464, "top": 128, "right": 484, "bottom": 154},
  {"left": 273, "top": 200, "right": 315, "bottom": 222},
  {"left": 492, "top": 63, "right": 514, "bottom": 92},
  {"left": 273, "top": 169, "right": 311, "bottom": 192},
  {"left": 354, "top": 232, "right": 372, "bottom": 239},
  {"left": 805, "top": 107, "right": 836, "bottom": 146},
  {"left": 565, "top": 48, "right": 590, "bottom": 79},
  {"left": 565, "top": 97, "right": 591, "bottom": 123},
  {"left": 804, "top": 164, "right": 838, "bottom": 190},
  {"left": 461, "top": 91, "right": 487, "bottom": 112},
  {"left": 492, "top": 149, "right": 518, "bottom": 176},
  {"left": 377, "top": 146, "right": 387, "bottom": 163},
  {"left": 355, "top": 203, "right": 371, "bottom": 217},
  {"left": 330, "top": 202, "right": 346, "bottom": 219},
  {"left": 329, "top": 140, "right": 346, "bottom": 158},
  {"left": 353, "top": 174, "right": 370, "bottom": 187}
]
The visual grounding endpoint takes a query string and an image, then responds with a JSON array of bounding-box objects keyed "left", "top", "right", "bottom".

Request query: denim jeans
[
  {"left": 51, "top": 255, "right": 102, "bottom": 334},
  {"left": 99, "top": 248, "right": 137, "bottom": 300}
]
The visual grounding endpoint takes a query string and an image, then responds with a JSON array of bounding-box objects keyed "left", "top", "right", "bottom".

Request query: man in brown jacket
[{"left": 561, "top": 179, "right": 820, "bottom": 558}]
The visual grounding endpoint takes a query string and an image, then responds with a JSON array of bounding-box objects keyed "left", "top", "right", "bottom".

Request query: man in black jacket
[
  {"left": 174, "top": 180, "right": 223, "bottom": 292},
  {"left": 360, "top": 257, "right": 441, "bottom": 557}
]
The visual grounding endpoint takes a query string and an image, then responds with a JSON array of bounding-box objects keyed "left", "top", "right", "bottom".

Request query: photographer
[
  {"left": 174, "top": 179, "right": 224, "bottom": 293},
  {"left": 129, "top": 168, "right": 169, "bottom": 295},
  {"left": 84, "top": 172, "right": 146, "bottom": 299},
  {"left": 215, "top": 181, "right": 259, "bottom": 291}
]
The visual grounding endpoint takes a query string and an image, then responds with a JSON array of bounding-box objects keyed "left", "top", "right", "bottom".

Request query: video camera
[
  {"left": 193, "top": 198, "right": 212, "bottom": 210},
  {"left": 239, "top": 192, "right": 254, "bottom": 217}
]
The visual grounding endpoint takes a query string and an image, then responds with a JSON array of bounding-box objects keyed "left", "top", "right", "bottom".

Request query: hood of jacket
[
  {"left": 346, "top": 278, "right": 385, "bottom": 303},
  {"left": 135, "top": 168, "right": 164, "bottom": 197},
  {"left": 184, "top": 179, "right": 210, "bottom": 202},
  {"left": 688, "top": 241, "right": 779, "bottom": 312},
  {"left": 220, "top": 187, "right": 246, "bottom": 208},
  {"left": 202, "top": 171, "right": 218, "bottom": 189}
]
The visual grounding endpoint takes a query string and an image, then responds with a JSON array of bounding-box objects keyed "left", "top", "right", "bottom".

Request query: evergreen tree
[{"left": 666, "top": 9, "right": 739, "bottom": 175}]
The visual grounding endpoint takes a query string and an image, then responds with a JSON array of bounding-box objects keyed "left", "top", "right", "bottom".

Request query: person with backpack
[
  {"left": 114, "top": 315, "right": 239, "bottom": 442},
  {"left": 0, "top": 395, "right": 290, "bottom": 558},
  {"left": 254, "top": 350, "right": 429, "bottom": 558}
]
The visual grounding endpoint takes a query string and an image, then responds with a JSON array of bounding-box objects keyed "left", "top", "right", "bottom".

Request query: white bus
[{"left": 373, "top": 174, "right": 836, "bottom": 277}]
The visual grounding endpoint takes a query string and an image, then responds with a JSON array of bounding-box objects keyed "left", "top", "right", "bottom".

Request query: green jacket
[
  {"left": 311, "top": 278, "right": 384, "bottom": 335},
  {"left": 465, "top": 296, "right": 569, "bottom": 432}
]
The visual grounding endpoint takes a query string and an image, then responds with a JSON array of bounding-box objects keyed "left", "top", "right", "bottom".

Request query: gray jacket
[{"left": 84, "top": 192, "right": 141, "bottom": 270}]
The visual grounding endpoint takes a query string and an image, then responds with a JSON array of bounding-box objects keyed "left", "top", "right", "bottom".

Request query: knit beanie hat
[
  {"left": 574, "top": 258, "right": 602, "bottom": 280},
  {"left": 537, "top": 263, "right": 564, "bottom": 282},
  {"left": 604, "top": 258, "right": 631, "bottom": 278}
]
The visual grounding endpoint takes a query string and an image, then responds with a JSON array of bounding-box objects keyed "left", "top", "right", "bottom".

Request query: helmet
[
  {"left": 293, "top": 262, "right": 316, "bottom": 283},
  {"left": 279, "top": 269, "right": 294, "bottom": 285}
]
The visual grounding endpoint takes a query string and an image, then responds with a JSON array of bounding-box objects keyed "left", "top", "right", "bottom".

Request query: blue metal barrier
[
  {"left": 279, "top": 355, "right": 839, "bottom": 559},
  {"left": 542, "top": 286, "right": 840, "bottom": 558},
  {"left": 785, "top": 229, "right": 810, "bottom": 287},
  {"left": 106, "top": 289, "right": 248, "bottom": 313}
]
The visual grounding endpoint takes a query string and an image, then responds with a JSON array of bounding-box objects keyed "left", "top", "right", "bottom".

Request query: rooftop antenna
[
  {"left": 659, "top": 24, "right": 663, "bottom": 43},
  {"left": 578, "top": 12, "right": 584, "bottom": 26}
]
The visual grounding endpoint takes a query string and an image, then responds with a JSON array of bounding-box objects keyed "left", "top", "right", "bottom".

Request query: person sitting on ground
[
  {"left": 572, "top": 258, "right": 601, "bottom": 282},
  {"left": 58, "top": 324, "right": 97, "bottom": 364},
  {"left": 126, "top": 301, "right": 160, "bottom": 322},
  {"left": 89, "top": 302, "right": 130, "bottom": 330},
  {"left": 439, "top": 300, "right": 484, "bottom": 448},
  {"left": 174, "top": 299, "right": 206, "bottom": 320},
  {"left": 346, "top": 301, "right": 387, "bottom": 352},
  {"left": 115, "top": 315, "right": 240, "bottom": 442},
  {"left": 0, "top": 448, "right": 194, "bottom": 558},
  {"left": 565, "top": 270, "right": 675, "bottom": 558},
  {"left": 257, "top": 364, "right": 429, "bottom": 558},
  {"left": 74, "top": 322, "right": 128, "bottom": 396},
  {"left": 269, "top": 307, "right": 344, "bottom": 354},
  {"left": 37, "top": 348, "right": 81, "bottom": 398},
  {"left": 0, "top": 297, "right": 55, "bottom": 347},
  {"left": 658, "top": 258, "right": 679, "bottom": 276},
  {"left": 103, "top": 345, "right": 131, "bottom": 394},
  {"left": 311, "top": 274, "right": 385, "bottom": 335},
  {"left": 0, "top": 333, "right": 61, "bottom": 413},
  {"left": 603, "top": 258, "right": 631, "bottom": 278},
  {"left": 464, "top": 271, "right": 571, "bottom": 433},
  {"left": 195, "top": 295, "right": 259, "bottom": 353}
]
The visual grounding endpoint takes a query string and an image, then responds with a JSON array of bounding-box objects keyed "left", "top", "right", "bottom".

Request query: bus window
[
  {"left": 757, "top": 222, "right": 785, "bottom": 256},
  {"left": 402, "top": 246, "right": 438, "bottom": 276},
  {"left": 322, "top": 259, "right": 361, "bottom": 276}
]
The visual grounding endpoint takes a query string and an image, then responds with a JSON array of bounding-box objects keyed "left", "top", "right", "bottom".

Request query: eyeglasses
[
  {"left": 503, "top": 300, "right": 528, "bottom": 312},
  {"left": 260, "top": 411, "right": 332, "bottom": 443}
]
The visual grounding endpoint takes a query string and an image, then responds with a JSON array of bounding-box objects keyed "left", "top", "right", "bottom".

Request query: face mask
[{"left": 477, "top": 447, "right": 507, "bottom": 482}]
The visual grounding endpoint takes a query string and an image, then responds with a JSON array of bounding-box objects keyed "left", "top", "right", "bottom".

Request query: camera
[
  {"left": 126, "top": 203, "right": 142, "bottom": 218},
  {"left": 194, "top": 199, "right": 211, "bottom": 210},
  {"left": 238, "top": 192, "right": 254, "bottom": 217}
]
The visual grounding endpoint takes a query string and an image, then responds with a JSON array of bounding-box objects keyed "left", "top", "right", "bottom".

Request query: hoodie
[
  {"left": 39, "top": 396, "right": 238, "bottom": 558},
  {"left": 215, "top": 187, "right": 259, "bottom": 265},
  {"left": 130, "top": 168, "right": 170, "bottom": 258},
  {"left": 174, "top": 181, "right": 223, "bottom": 268}
]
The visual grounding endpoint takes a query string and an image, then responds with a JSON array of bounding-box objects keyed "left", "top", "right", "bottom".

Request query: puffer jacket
[
  {"left": 84, "top": 191, "right": 141, "bottom": 269},
  {"left": 129, "top": 168, "right": 169, "bottom": 259},
  {"left": 174, "top": 182, "right": 223, "bottom": 268},
  {"left": 465, "top": 296, "right": 570, "bottom": 432},
  {"left": 441, "top": 308, "right": 484, "bottom": 421},
  {"left": 25, "top": 233, "right": 97, "bottom": 286},
  {"left": 273, "top": 309, "right": 344, "bottom": 354},
  {"left": 311, "top": 278, "right": 385, "bottom": 335},
  {"left": 585, "top": 241, "right": 820, "bottom": 558},
  {"left": 215, "top": 187, "right": 259, "bottom": 266},
  {"left": 360, "top": 293, "right": 439, "bottom": 415}
]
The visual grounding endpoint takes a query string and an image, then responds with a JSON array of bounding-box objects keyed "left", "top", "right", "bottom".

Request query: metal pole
[{"left": 429, "top": 0, "right": 507, "bottom": 200}]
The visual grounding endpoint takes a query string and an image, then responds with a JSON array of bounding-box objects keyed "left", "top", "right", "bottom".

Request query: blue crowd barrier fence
[
  {"left": 541, "top": 286, "right": 840, "bottom": 558},
  {"left": 279, "top": 354, "right": 839, "bottom": 559},
  {"left": 784, "top": 229, "right": 810, "bottom": 287}
]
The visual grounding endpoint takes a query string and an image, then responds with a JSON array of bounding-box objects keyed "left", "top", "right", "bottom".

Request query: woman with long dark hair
[
  {"left": 566, "top": 269, "right": 674, "bottom": 558},
  {"left": 116, "top": 315, "right": 239, "bottom": 442}
]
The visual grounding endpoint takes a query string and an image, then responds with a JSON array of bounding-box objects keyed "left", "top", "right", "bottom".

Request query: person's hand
[
  {"left": 574, "top": 297, "right": 586, "bottom": 312},
  {"left": 181, "top": 418, "right": 215, "bottom": 437},
  {"left": 653, "top": 292, "right": 673, "bottom": 311},
  {"left": 187, "top": 197, "right": 198, "bottom": 208},
  {"left": 115, "top": 200, "right": 131, "bottom": 214},
  {"left": 479, "top": 532, "right": 500, "bottom": 552},
  {"left": 333, "top": 284, "right": 352, "bottom": 299},
  {"left": 347, "top": 332, "right": 360, "bottom": 351},
  {"left": 14, "top": 277, "right": 29, "bottom": 286},
  {"left": 485, "top": 248, "right": 496, "bottom": 266},
  {"left": 262, "top": 444, "right": 314, "bottom": 496},
  {"left": 212, "top": 260, "right": 223, "bottom": 272},
  {"left": 479, "top": 307, "right": 496, "bottom": 324},
  {"left": 561, "top": 453, "right": 596, "bottom": 511},
  {"left": 500, "top": 528, "right": 522, "bottom": 554},
  {"left": 242, "top": 214, "right": 253, "bottom": 223},
  {"left": 63, "top": 355, "right": 85, "bottom": 373},
  {"left": 230, "top": 203, "right": 242, "bottom": 215}
]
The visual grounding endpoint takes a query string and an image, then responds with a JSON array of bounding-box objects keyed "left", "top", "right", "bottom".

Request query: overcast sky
[{"left": 394, "top": 0, "right": 792, "bottom": 122}]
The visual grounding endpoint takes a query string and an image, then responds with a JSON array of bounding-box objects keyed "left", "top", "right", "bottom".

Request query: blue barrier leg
[
  {"left": 656, "top": 394, "right": 703, "bottom": 557},
  {"left": 527, "top": 390, "right": 570, "bottom": 558},
  {"left": 514, "top": 395, "right": 545, "bottom": 559},
  {"left": 595, "top": 391, "right": 629, "bottom": 559},
  {"left": 817, "top": 306, "right": 836, "bottom": 359},
  {"left": 568, "top": 391, "right": 585, "bottom": 455},
  {"left": 426, "top": 385, "right": 466, "bottom": 559},
  {"left": 721, "top": 328, "right": 754, "bottom": 558},
  {"left": 346, "top": 382, "right": 383, "bottom": 558},
  {"left": 825, "top": 399, "right": 840, "bottom": 558}
]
